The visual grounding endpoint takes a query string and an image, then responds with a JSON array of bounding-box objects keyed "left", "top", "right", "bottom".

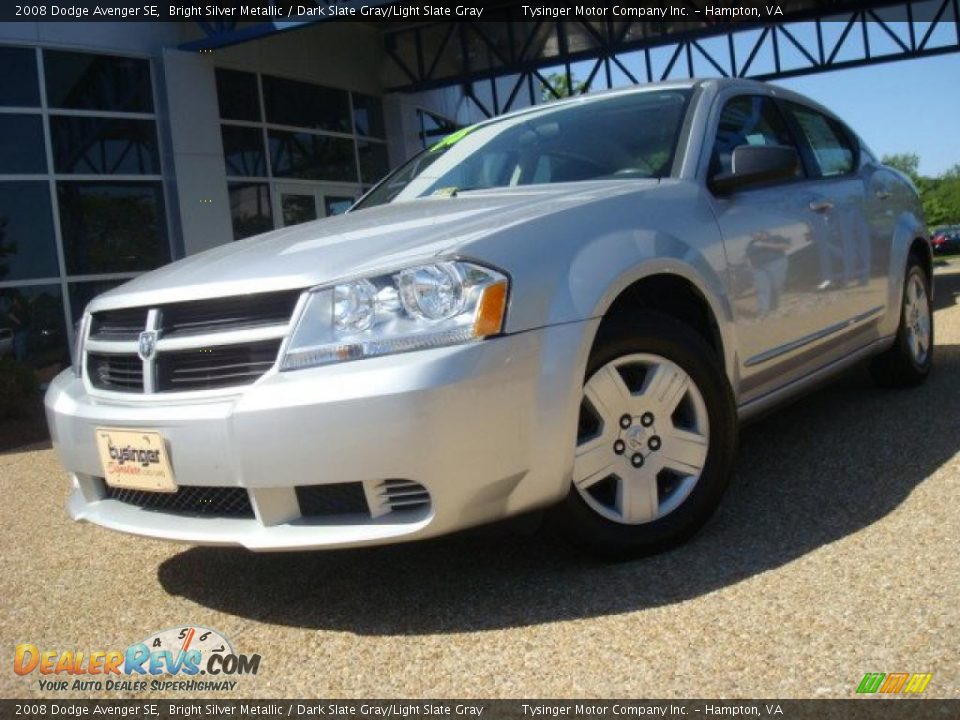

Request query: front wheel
[{"left": 550, "top": 313, "right": 737, "bottom": 559}]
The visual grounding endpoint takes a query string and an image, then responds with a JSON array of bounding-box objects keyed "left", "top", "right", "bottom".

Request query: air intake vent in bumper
[
  {"left": 296, "top": 482, "right": 369, "bottom": 517},
  {"left": 378, "top": 479, "right": 431, "bottom": 514},
  {"left": 103, "top": 484, "right": 254, "bottom": 518}
]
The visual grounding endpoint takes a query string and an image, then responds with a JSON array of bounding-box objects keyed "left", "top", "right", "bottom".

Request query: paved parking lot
[{"left": 3, "top": 266, "right": 959, "bottom": 699}]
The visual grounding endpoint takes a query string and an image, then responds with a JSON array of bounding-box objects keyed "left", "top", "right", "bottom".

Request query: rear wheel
[
  {"left": 870, "top": 257, "right": 933, "bottom": 387},
  {"left": 551, "top": 313, "right": 737, "bottom": 559}
]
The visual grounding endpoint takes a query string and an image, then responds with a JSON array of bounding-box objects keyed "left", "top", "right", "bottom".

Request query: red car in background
[{"left": 932, "top": 226, "right": 960, "bottom": 254}]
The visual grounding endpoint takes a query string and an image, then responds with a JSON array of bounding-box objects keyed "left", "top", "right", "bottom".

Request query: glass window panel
[
  {"left": 57, "top": 181, "right": 169, "bottom": 275},
  {"left": 262, "top": 75, "right": 350, "bottom": 133},
  {"left": 324, "top": 196, "right": 354, "bottom": 217},
  {"left": 0, "top": 47, "right": 40, "bottom": 107},
  {"left": 0, "top": 182, "right": 59, "bottom": 282},
  {"left": 215, "top": 68, "right": 260, "bottom": 122},
  {"left": 352, "top": 93, "right": 385, "bottom": 138},
  {"left": 228, "top": 182, "right": 272, "bottom": 240},
  {"left": 0, "top": 114, "right": 46, "bottom": 174},
  {"left": 786, "top": 103, "right": 856, "bottom": 177},
  {"left": 68, "top": 278, "right": 126, "bottom": 322},
  {"left": 357, "top": 141, "right": 390, "bottom": 184},
  {"left": 50, "top": 116, "right": 160, "bottom": 175},
  {"left": 221, "top": 125, "right": 266, "bottom": 177},
  {"left": 281, "top": 193, "right": 318, "bottom": 227},
  {"left": 44, "top": 50, "right": 153, "bottom": 113},
  {"left": 0, "top": 284, "right": 69, "bottom": 372},
  {"left": 269, "top": 130, "right": 357, "bottom": 182}
]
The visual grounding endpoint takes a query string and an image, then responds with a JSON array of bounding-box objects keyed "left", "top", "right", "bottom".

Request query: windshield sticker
[{"left": 430, "top": 124, "right": 478, "bottom": 152}]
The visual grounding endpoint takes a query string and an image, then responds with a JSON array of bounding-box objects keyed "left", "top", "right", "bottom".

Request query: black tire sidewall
[{"left": 551, "top": 313, "right": 737, "bottom": 558}]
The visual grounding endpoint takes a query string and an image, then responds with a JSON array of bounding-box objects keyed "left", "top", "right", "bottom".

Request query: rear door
[{"left": 781, "top": 100, "right": 890, "bottom": 326}]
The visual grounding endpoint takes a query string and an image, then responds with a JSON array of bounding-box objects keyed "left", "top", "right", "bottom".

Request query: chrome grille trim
[
  {"left": 160, "top": 291, "right": 301, "bottom": 338},
  {"left": 156, "top": 340, "right": 283, "bottom": 392},
  {"left": 84, "top": 290, "right": 302, "bottom": 396},
  {"left": 84, "top": 325, "right": 289, "bottom": 354},
  {"left": 87, "top": 353, "right": 144, "bottom": 393},
  {"left": 89, "top": 308, "right": 149, "bottom": 341}
]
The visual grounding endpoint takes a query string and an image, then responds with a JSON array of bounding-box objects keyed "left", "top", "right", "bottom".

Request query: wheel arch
[
  {"left": 882, "top": 213, "right": 933, "bottom": 337},
  {"left": 909, "top": 235, "right": 933, "bottom": 287},
  {"left": 586, "top": 263, "right": 735, "bottom": 380}
]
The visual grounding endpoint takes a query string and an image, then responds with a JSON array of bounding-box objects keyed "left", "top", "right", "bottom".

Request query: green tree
[
  {"left": 881, "top": 152, "right": 920, "bottom": 182},
  {"left": 540, "top": 72, "right": 587, "bottom": 102},
  {"left": 881, "top": 154, "right": 960, "bottom": 228}
]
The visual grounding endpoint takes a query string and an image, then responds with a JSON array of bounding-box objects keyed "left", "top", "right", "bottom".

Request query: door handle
[
  {"left": 809, "top": 200, "right": 834, "bottom": 213},
  {"left": 875, "top": 190, "right": 893, "bottom": 200}
]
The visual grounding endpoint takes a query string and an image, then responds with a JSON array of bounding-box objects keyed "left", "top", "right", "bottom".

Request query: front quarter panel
[{"left": 460, "top": 181, "right": 735, "bottom": 382}]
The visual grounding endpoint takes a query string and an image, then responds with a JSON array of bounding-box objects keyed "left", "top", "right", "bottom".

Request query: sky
[{"left": 776, "top": 54, "right": 960, "bottom": 177}]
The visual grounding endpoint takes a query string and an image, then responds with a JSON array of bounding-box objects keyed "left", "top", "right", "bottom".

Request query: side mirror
[{"left": 710, "top": 145, "right": 799, "bottom": 195}]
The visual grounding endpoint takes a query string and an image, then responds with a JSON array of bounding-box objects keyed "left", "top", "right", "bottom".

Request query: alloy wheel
[
  {"left": 574, "top": 353, "right": 710, "bottom": 525},
  {"left": 904, "top": 273, "right": 931, "bottom": 365}
]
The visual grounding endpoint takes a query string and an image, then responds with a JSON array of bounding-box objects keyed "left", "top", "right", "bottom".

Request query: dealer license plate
[{"left": 95, "top": 427, "right": 177, "bottom": 493}]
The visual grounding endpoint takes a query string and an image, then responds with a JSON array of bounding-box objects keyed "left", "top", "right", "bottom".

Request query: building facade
[{"left": 0, "top": 21, "right": 484, "bottom": 379}]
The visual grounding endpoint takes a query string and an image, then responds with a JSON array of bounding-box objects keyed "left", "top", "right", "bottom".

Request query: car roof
[{"left": 467, "top": 77, "right": 838, "bottom": 130}]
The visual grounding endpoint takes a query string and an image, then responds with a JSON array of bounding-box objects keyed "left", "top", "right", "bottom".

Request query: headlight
[
  {"left": 71, "top": 314, "right": 89, "bottom": 377},
  {"left": 281, "top": 260, "right": 508, "bottom": 370}
]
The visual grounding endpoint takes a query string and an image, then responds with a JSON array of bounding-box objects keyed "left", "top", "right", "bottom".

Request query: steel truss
[{"left": 380, "top": 0, "right": 960, "bottom": 117}]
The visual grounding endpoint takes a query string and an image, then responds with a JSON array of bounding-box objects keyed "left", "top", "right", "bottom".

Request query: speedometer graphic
[{"left": 138, "top": 626, "right": 234, "bottom": 657}]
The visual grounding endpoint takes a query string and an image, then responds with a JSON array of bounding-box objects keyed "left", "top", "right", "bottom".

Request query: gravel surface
[{"left": 3, "top": 268, "right": 959, "bottom": 700}]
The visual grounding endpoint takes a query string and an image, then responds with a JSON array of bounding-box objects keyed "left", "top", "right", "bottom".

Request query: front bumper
[{"left": 46, "top": 321, "right": 595, "bottom": 550}]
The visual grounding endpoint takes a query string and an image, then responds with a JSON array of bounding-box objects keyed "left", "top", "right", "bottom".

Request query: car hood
[{"left": 91, "top": 180, "right": 658, "bottom": 311}]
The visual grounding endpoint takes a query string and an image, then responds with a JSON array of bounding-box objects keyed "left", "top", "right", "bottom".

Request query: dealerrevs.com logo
[{"left": 14, "top": 626, "right": 261, "bottom": 693}]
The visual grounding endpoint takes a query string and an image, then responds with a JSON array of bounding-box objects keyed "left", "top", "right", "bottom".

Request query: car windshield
[{"left": 354, "top": 88, "right": 692, "bottom": 210}]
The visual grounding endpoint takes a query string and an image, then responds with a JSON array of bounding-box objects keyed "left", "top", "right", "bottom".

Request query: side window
[
  {"left": 711, "top": 95, "right": 801, "bottom": 178},
  {"left": 786, "top": 103, "right": 856, "bottom": 177}
]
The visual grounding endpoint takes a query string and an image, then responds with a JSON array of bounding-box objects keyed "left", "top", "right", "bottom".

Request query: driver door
[{"left": 706, "top": 93, "right": 839, "bottom": 401}]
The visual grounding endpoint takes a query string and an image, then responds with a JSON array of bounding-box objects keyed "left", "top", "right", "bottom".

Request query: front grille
[
  {"left": 85, "top": 289, "right": 300, "bottom": 395},
  {"left": 156, "top": 340, "right": 282, "bottom": 391},
  {"left": 90, "top": 308, "right": 148, "bottom": 341},
  {"left": 103, "top": 484, "right": 254, "bottom": 518},
  {"left": 160, "top": 291, "right": 301, "bottom": 338},
  {"left": 296, "top": 483, "right": 369, "bottom": 517},
  {"left": 88, "top": 353, "right": 144, "bottom": 393}
]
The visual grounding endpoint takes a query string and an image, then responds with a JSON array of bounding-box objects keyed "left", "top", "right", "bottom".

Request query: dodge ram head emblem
[{"left": 137, "top": 330, "right": 157, "bottom": 361}]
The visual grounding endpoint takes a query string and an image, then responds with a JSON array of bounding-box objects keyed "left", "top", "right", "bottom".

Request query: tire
[
  {"left": 870, "top": 255, "right": 933, "bottom": 388},
  {"left": 550, "top": 312, "right": 737, "bottom": 559}
]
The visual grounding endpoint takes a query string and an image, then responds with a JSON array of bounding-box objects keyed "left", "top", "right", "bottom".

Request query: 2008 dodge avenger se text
[{"left": 45, "top": 78, "right": 933, "bottom": 557}]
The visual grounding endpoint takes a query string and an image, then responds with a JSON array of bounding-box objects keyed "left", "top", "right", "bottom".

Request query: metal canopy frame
[
  {"left": 378, "top": 0, "right": 960, "bottom": 117},
  {"left": 182, "top": 1, "right": 960, "bottom": 119}
]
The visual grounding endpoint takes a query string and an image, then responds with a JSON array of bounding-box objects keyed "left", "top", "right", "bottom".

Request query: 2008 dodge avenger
[{"left": 46, "top": 78, "right": 932, "bottom": 557}]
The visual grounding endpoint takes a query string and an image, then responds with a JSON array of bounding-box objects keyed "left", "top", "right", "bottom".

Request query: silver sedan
[{"left": 46, "top": 78, "right": 931, "bottom": 557}]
